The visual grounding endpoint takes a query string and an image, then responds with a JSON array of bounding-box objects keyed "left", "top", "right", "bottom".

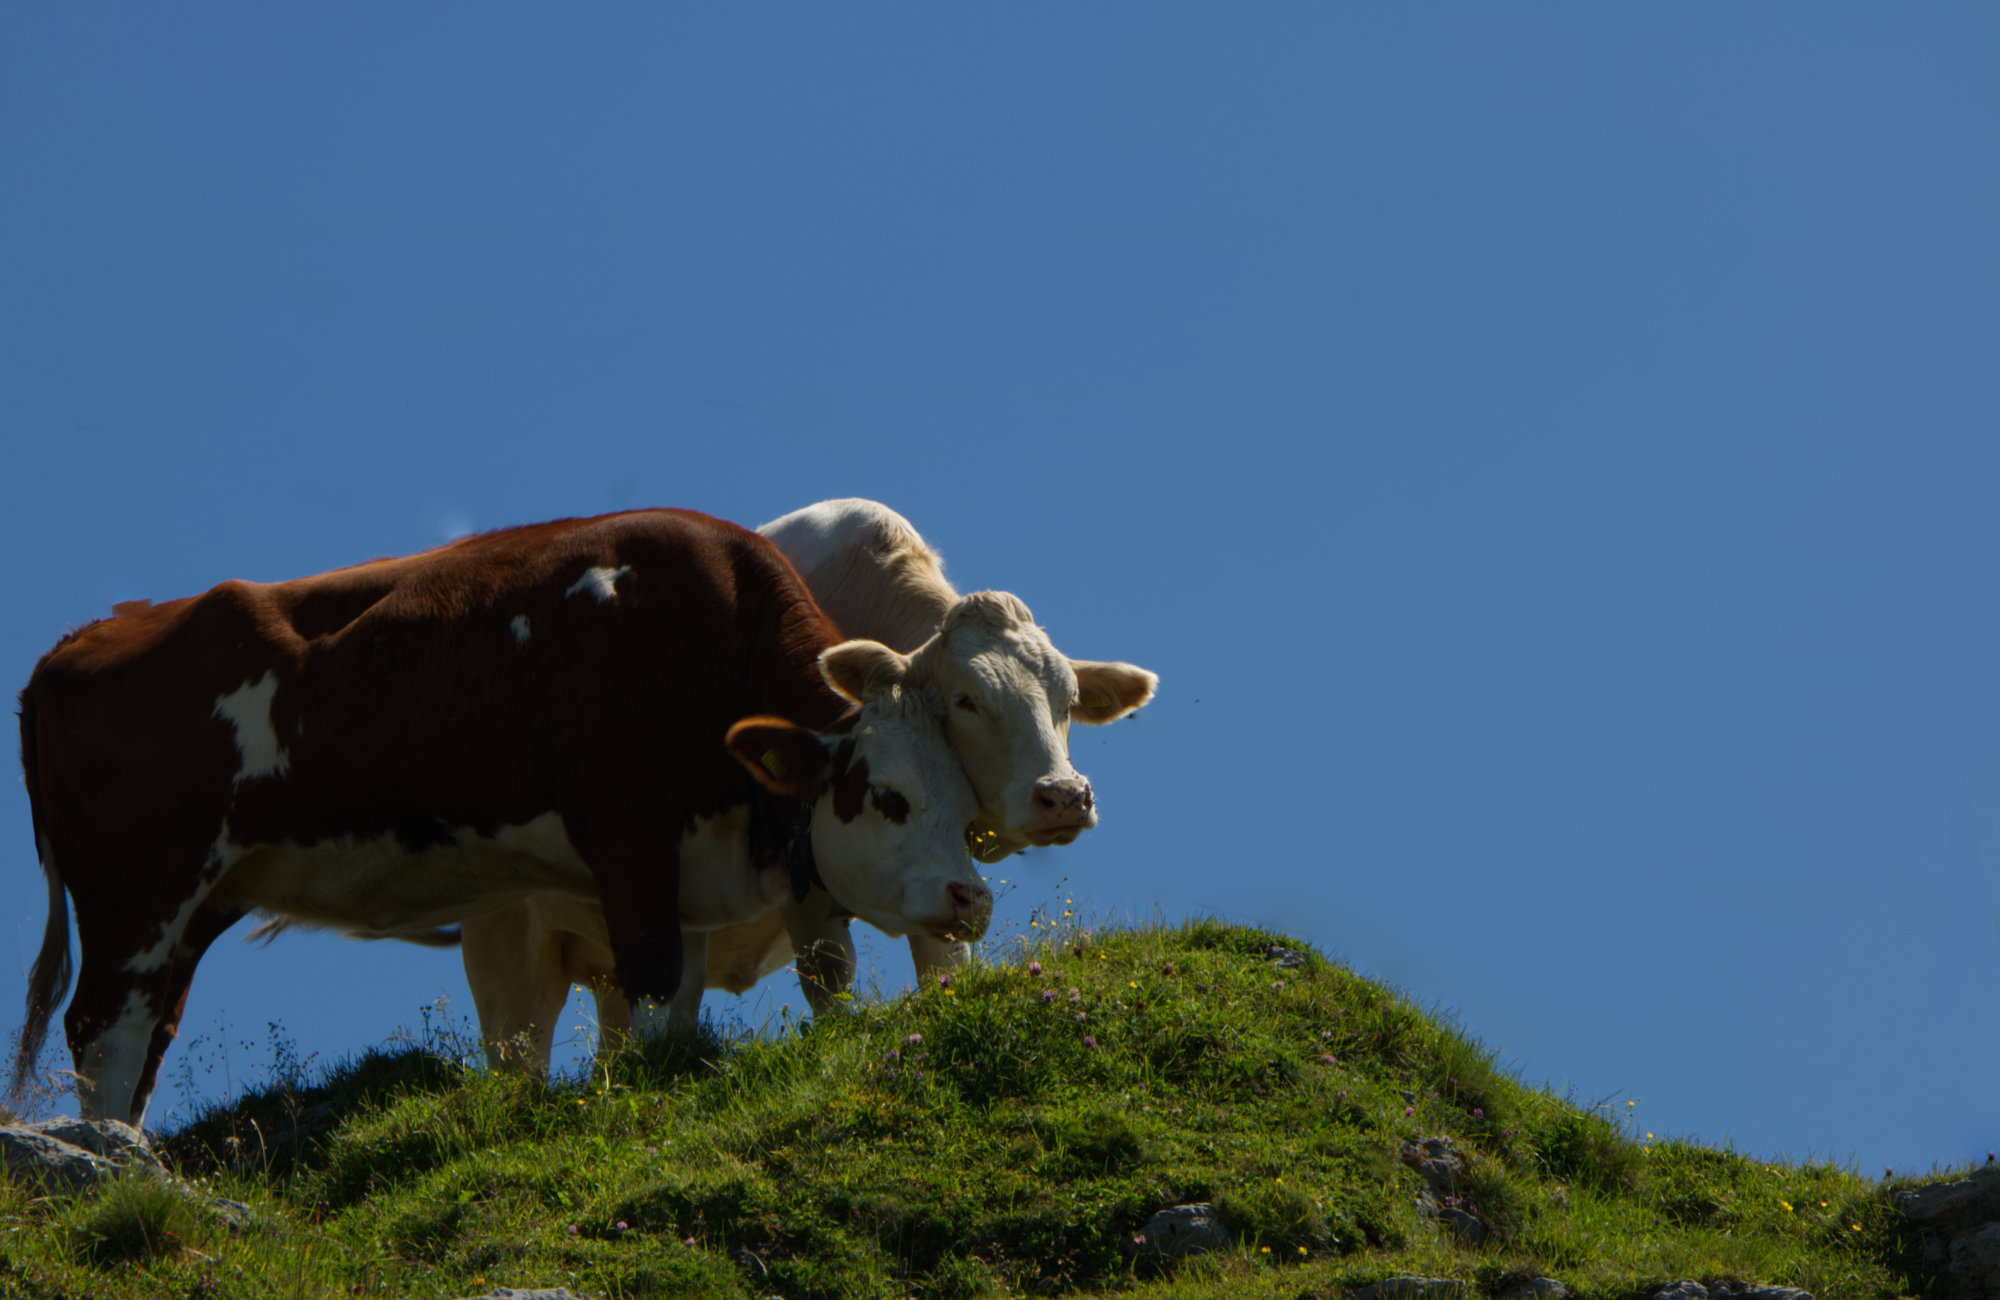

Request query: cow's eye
[{"left": 954, "top": 693, "right": 979, "bottom": 715}]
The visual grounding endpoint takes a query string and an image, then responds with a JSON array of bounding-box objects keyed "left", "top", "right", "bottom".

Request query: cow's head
[
  {"left": 726, "top": 699, "right": 992, "bottom": 944},
  {"left": 818, "top": 591, "right": 1157, "bottom": 863}
]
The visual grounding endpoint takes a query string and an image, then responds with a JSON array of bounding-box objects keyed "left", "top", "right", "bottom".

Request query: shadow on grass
[{"left": 160, "top": 1044, "right": 467, "bottom": 1179}]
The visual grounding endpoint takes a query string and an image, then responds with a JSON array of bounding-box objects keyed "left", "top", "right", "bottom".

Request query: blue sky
[{"left": 4, "top": 7, "right": 1996, "bottom": 1172}]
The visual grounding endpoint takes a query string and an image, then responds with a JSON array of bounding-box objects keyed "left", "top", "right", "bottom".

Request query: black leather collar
[{"left": 787, "top": 798, "right": 825, "bottom": 902}]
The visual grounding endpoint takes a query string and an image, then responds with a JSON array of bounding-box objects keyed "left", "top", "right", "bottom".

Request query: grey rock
[
  {"left": 1353, "top": 1277, "right": 1463, "bottom": 1300},
  {"left": 1728, "top": 1289, "right": 1814, "bottom": 1300},
  {"left": 455, "top": 1290, "right": 595, "bottom": 1300},
  {"left": 210, "top": 1197, "right": 256, "bottom": 1228},
  {"left": 0, "top": 1123, "right": 128, "bottom": 1192},
  {"left": 1951, "top": 1222, "right": 2000, "bottom": 1299},
  {"left": 1, "top": 1117, "right": 166, "bottom": 1193},
  {"left": 1439, "top": 1207, "right": 1486, "bottom": 1245},
  {"left": 1123, "top": 1202, "right": 1233, "bottom": 1259},
  {"left": 1651, "top": 1283, "right": 1708, "bottom": 1300},
  {"left": 1266, "top": 945, "right": 1310, "bottom": 969},
  {"left": 27, "top": 1117, "right": 154, "bottom": 1163},
  {"left": 1894, "top": 1167, "right": 2000, "bottom": 1225},
  {"left": 1493, "top": 1280, "right": 1568, "bottom": 1300},
  {"left": 1401, "top": 1136, "right": 1467, "bottom": 1196}
]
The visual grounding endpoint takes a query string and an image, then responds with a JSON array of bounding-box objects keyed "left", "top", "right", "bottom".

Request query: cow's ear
[
  {"left": 1069, "top": 660, "right": 1160, "bottom": 725},
  {"left": 726, "top": 716, "right": 833, "bottom": 797},
  {"left": 820, "top": 639, "right": 909, "bottom": 704}
]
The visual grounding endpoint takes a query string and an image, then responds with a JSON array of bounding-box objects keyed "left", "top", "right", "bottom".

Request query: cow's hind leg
[
  {"left": 67, "top": 898, "right": 243, "bottom": 1127},
  {"left": 131, "top": 904, "right": 244, "bottom": 1113}
]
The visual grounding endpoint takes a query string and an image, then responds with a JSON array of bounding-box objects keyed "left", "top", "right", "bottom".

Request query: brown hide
[{"left": 12, "top": 509, "right": 845, "bottom": 1119}]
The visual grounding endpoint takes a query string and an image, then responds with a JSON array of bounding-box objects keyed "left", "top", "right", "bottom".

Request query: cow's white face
[
  {"left": 725, "top": 701, "right": 991, "bottom": 944},
  {"left": 819, "top": 592, "right": 1157, "bottom": 862}
]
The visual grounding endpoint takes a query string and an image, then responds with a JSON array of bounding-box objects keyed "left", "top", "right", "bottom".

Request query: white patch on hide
[
  {"left": 510, "top": 614, "right": 531, "bottom": 645},
  {"left": 213, "top": 672, "right": 290, "bottom": 784},
  {"left": 564, "top": 565, "right": 632, "bottom": 604},
  {"left": 125, "top": 828, "right": 243, "bottom": 973},
  {"left": 77, "top": 989, "right": 155, "bottom": 1124}
]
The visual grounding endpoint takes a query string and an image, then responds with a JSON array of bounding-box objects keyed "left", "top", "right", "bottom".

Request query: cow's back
[
  {"left": 22, "top": 509, "right": 845, "bottom": 886},
  {"left": 759, "top": 499, "right": 955, "bottom": 651}
]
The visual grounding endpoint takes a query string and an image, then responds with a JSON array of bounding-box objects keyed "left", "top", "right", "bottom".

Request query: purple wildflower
[
  {"left": 1041, "top": 989, "right": 1057, "bottom": 1003},
  {"left": 1083, "top": 1035, "right": 1099, "bottom": 1048},
  {"left": 906, "top": 1032, "right": 923, "bottom": 1046},
  {"left": 1029, "top": 961, "right": 1043, "bottom": 977}
]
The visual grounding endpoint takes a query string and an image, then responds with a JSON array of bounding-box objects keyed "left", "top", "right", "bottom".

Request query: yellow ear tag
[{"left": 760, "top": 749, "right": 788, "bottom": 780}]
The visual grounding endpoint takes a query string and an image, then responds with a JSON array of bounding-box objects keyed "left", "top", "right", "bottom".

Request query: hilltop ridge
[{"left": 0, "top": 921, "right": 1948, "bottom": 1299}]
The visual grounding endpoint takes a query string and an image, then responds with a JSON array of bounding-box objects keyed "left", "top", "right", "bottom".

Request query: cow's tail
[
  {"left": 10, "top": 692, "right": 73, "bottom": 1108},
  {"left": 244, "top": 913, "right": 463, "bottom": 949}
]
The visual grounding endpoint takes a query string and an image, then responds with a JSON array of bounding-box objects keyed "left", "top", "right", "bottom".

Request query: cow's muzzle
[
  {"left": 930, "top": 879, "right": 994, "bottom": 943},
  {"left": 1024, "top": 777, "right": 1096, "bottom": 843}
]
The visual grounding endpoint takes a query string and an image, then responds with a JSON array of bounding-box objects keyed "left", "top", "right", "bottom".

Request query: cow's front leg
[
  {"left": 781, "top": 887, "right": 857, "bottom": 1017},
  {"left": 572, "top": 817, "right": 685, "bottom": 1041},
  {"left": 627, "top": 926, "right": 706, "bottom": 1042},
  {"left": 908, "top": 932, "right": 972, "bottom": 986},
  {"left": 462, "top": 902, "right": 573, "bottom": 1075}
]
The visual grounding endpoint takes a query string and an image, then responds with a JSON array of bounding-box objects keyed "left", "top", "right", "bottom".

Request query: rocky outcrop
[
  {"left": 1122, "top": 1202, "right": 1233, "bottom": 1260},
  {"left": 1894, "top": 1166, "right": 2000, "bottom": 1298},
  {"left": 1402, "top": 1135, "right": 1489, "bottom": 1244},
  {"left": 1492, "top": 1280, "right": 1568, "bottom": 1300},
  {"left": 0, "top": 1117, "right": 164, "bottom": 1192},
  {"left": 1645, "top": 1284, "right": 1813, "bottom": 1300},
  {"left": 1352, "top": 1278, "right": 1464, "bottom": 1300}
]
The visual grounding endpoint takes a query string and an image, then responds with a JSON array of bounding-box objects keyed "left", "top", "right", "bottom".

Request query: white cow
[{"left": 459, "top": 499, "right": 1158, "bottom": 1071}]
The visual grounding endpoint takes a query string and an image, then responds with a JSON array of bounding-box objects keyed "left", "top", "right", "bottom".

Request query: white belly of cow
[
  {"left": 213, "top": 812, "right": 599, "bottom": 933},
  {"left": 212, "top": 806, "right": 786, "bottom": 936},
  {"left": 674, "top": 805, "right": 790, "bottom": 932}
]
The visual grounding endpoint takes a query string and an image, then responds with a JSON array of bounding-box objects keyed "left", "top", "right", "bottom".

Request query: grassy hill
[{"left": 0, "top": 920, "right": 1940, "bottom": 1299}]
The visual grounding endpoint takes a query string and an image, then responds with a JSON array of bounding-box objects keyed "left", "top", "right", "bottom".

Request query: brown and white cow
[
  {"left": 458, "top": 499, "right": 1158, "bottom": 1070},
  {"left": 9, "top": 509, "right": 994, "bottom": 1126}
]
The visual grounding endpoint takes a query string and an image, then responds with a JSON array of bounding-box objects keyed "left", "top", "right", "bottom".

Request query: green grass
[{"left": 0, "top": 920, "right": 1952, "bottom": 1299}]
